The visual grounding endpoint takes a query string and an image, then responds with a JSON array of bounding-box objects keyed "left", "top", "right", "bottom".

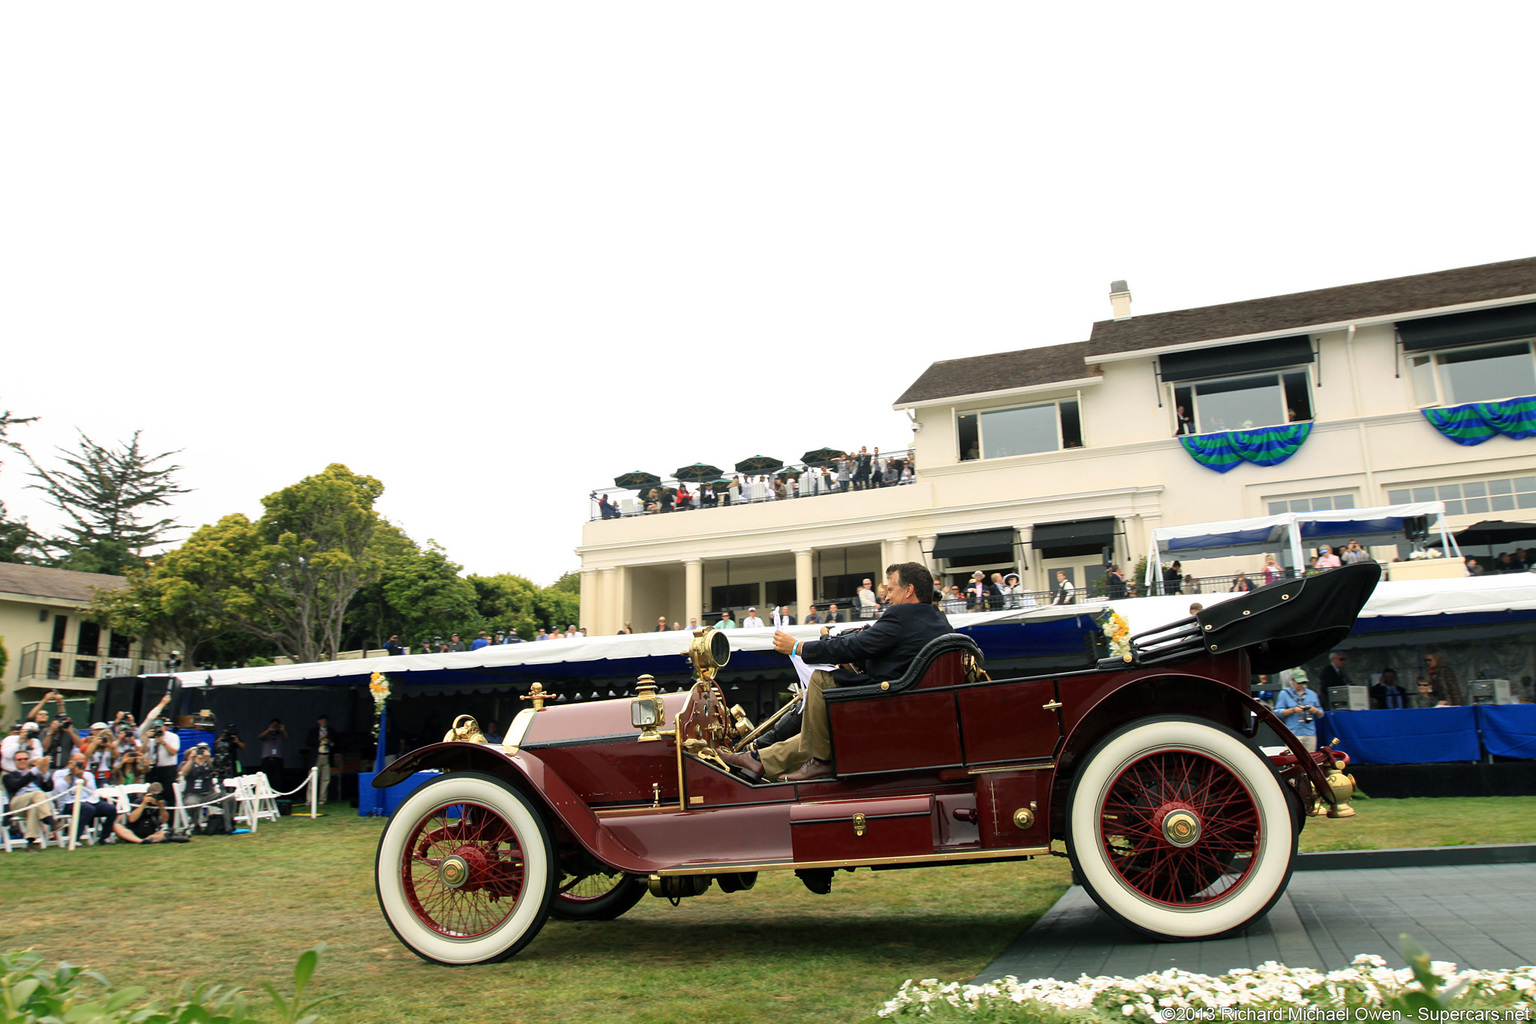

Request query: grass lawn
[{"left": 3, "top": 794, "right": 1532, "bottom": 1024}]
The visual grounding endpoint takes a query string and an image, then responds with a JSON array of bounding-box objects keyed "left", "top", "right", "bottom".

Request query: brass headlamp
[{"left": 686, "top": 627, "right": 731, "bottom": 682}]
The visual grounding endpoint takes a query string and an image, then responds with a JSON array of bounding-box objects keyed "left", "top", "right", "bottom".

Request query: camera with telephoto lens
[{"left": 57, "top": 715, "right": 72, "bottom": 729}]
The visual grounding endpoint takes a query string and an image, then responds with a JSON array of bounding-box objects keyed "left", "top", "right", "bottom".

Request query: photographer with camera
[
  {"left": 258, "top": 719, "right": 288, "bottom": 783},
  {"left": 213, "top": 724, "right": 244, "bottom": 778},
  {"left": 52, "top": 751, "right": 116, "bottom": 843},
  {"left": 1274, "top": 666, "right": 1326, "bottom": 752},
  {"left": 82, "top": 722, "right": 118, "bottom": 783},
  {"left": 112, "top": 726, "right": 148, "bottom": 784},
  {"left": 44, "top": 711, "right": 83, "bottom": 772},
  {"left": 112, "top": 782, "right": 188, "bottom": 844},
  {"left": 2, "top": 720, "right": 44, "bottom": 772},
  {"left": 137, "top": 695, "right": 181, "bottom": 796},
  {"left": 179, "top": 743, "right": 216, "bottom": 827}
]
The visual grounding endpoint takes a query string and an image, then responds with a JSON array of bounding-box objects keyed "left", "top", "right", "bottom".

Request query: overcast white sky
[{"left": 3, "top": 4, "right": 1534, "bottom": 585}]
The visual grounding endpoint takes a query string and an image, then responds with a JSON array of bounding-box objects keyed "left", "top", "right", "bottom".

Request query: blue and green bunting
[
  {"left": 1179, "top": 423, "right": 1313, "bottom": 474},
  {"left": 1422, "top": 395, "right": 1536, "bottom": 446}
]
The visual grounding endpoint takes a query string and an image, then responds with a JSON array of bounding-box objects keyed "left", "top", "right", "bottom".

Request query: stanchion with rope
[{"left": 290, "top": 766, "right": 322, "bottom": 818}]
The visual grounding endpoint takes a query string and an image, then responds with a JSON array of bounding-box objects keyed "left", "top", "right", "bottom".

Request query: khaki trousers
[
  {"left": 316, "top": 756, "right": 333, "bottom": 804},
  {"left": 1297, "top": 735, "right": 1318, "bottom": 753},
  {"left": 9, "top": 790, "right": 51, "bottom": 839},
  {"left": 757, "top": 670, "right": 836, "bottom": 777}
]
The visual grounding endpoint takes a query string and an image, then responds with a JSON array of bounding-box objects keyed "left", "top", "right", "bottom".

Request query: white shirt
[
  {"left": 140, "top": 723, "right": 181, "bottom": 767},
  {"left": 741, "top": 615, "right": 764, "bottom": 628},
  {"left": 2, "top": 735, "right": 43, "bottom": 772},
  {"left": 51, "top": 767, "right": 99, "bottom": 805}
]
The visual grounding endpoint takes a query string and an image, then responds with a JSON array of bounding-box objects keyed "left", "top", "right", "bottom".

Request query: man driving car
[{"left": 721, "top": 561, "right": 950, "bottom": 782}]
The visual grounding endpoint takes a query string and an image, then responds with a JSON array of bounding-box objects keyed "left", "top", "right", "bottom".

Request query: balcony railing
[
  {"left": 589, "top": 448, "right": 916, "bottom": 521},
  {"left": 18, "top": 642, "right": 164, "bottom": 684}
]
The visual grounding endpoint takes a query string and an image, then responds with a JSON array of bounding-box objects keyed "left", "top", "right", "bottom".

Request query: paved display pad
[{"left": 979, "top": 859, "right": 1536, "bottom": 983}]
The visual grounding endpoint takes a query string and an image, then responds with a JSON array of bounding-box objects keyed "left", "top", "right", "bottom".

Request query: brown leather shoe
[
  {"left": 780, "top": 758, "right": 835, "bottom": 782},
  {"left": 719, "top": 749, "right": 763, "bottom": 779}
]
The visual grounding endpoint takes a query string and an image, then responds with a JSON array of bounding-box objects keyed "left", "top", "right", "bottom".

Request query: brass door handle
[{"left": 1042, "top": 699, "right": 1063, "bottom": 711}]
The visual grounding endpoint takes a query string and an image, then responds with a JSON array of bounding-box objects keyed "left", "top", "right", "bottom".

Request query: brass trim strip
[
  {"left": 656, "top": 844, "right": 1051, "bottom": 876},
  {"left": 967, "top": 763, "right": 1056, "bottom": 775}
]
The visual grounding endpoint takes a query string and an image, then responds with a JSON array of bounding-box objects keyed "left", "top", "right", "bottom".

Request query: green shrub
[{"left": 0, "top": 947, "right": 328, "bottom": 1024}]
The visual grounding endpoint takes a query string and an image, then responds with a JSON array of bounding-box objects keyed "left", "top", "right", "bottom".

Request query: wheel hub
[
  {"left": 1160, "top": 808, "right": 1201, "bottom": 848},
  {"left": 439, "top": 845, "right": 490, "bottom": 889}
]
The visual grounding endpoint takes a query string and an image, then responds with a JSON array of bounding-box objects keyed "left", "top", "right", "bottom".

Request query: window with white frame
[
  {"left": 1408, "top": 339, "right": 1536, "bottom": 407},
  {"left": 1172, "top": 368, "right": 1313, "bottom": 435},
  {"left": 958, "top": 399, "right": 1082, "bottom": 461},
  {"left": 1388, "top": 476, "right": 1536, "bottom": 516},
  {"left": 1267, "top": 493, "right": 1357, "bottom": 516}
]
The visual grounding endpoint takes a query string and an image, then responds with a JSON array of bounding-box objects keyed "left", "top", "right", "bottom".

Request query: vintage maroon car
[{"left": 373, "top": 563, "right": 1379, "bottom": 965}]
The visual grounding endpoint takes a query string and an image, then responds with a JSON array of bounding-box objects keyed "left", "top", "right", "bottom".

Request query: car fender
[{"left": 373, "top": 741, "right": 657, "bottom": 874}]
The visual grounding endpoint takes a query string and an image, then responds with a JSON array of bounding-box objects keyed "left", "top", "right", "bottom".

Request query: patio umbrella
[
  {"left": 734, "top": 454, "right": 784, "bottom": 474},
  {"left": 674, "top": 462, "right": 723, "bottom": 482},
  {"left": 1428, "top": 520, "right": 1536, "bottom": 547},
  {"left": 613, "top": 470, "right": 661, "bottom": 489},
  {"left": 1453, "top": 520, "right": 1536, "bottom": 547},
  {"left": 776, "top": 466, "right": 803, "bottom": 478},
  {"left": 801, "top": 447, "right": 846, "bottom": 466}
]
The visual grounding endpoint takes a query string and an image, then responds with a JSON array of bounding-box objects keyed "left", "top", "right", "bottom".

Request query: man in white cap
[{"left": 741, "top": 607, "right": 764, "bottom": 629}]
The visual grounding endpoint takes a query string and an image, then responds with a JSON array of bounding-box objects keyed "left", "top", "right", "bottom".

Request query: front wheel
[
  {"left": 1066, "top": 715, "right": 1297, "bottom": 941},
  {"left": 376, "top": 771, "right": 556, "bottom": 965}
]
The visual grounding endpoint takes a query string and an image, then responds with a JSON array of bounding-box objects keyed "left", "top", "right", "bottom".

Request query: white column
[
  {"left": 917, "top": 535, "right": 938, "bottom": 575},
  {"left": 614, "top": 565, "right": 631, "bottom": 633},
  {"left": 579, "top": 570, "right": 597, "bottom": 633},
  {"left": 598, "top": 567, "right": 618, "bottom": 634},
  {"left": 1015, "top": 525, "right": 1036, "bottom": 593},
  {"left": 794, "top": 549, "right": 814, "bottom": 620},
  {"left": 880, "top": 537, "right": 910, "bottom": 572},
  {"left": 684, "top": 559, "right": 704, "bottom": 627}
]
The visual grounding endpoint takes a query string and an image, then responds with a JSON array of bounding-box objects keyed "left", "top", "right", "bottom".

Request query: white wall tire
[
  {"left": 375, "top": 772, "right": 555, "bottom": 965},
  {"left": 1067, "top": 715, "right": 1296, "bottom": 941}
]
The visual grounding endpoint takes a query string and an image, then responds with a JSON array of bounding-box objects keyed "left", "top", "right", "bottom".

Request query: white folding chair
[
  {"left": 251, "top": 773, "right": 282, "bottom": 822},
  {"left": 223, "top": 776, "right": 261, "bottom": 831}
]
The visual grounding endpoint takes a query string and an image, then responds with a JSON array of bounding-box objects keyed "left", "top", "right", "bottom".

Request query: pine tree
[
  {"left": 0, "top": 402, "right": 40, "bottom": 563},
  {"left": 29, "top": 430, "right": 189, "bottom": 575}
]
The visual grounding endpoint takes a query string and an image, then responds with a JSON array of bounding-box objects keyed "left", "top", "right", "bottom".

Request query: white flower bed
[{"left": 879, "top": 955, "right": 1536, "bottom": 1021}]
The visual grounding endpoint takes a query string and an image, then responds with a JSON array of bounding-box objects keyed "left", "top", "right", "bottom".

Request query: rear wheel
[
  {"left": 376, "top": 772, "right": 555, "bottom": 964},
  {"left": 552, "top": 867, "right": 648, "bottom": 921},
  {"left": 1067, "top": 715, "right": 1296, "bottom": 941}
]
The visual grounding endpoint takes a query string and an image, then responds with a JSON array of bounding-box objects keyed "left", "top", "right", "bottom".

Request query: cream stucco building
[
  {"left": 578, "top": 257, "right": 1536, "bottom": 634},
  {"left": 0, "top": 563, "right": 158, "bottom": 724}
]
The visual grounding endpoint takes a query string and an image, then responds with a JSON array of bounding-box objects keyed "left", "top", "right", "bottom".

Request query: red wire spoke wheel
[
  {"left": 1067, "top": 716, "right": 1297, "bottom": 941},
  {"left": 376, "top": 772, "right": 555, "bottom": 964},
  {"left": 551, "top": 866, "right": 647, "bottom": 922}
]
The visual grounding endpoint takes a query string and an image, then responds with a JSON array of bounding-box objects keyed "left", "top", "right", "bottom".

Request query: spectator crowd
[{"left": 596, "top": 447, "right": 915, "bottom": 519}]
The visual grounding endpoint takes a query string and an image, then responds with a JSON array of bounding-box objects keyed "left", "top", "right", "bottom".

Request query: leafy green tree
[
  {"left": 28, "top": 430, "right": 188, "bottom": 574},
  {"left": 239, "top": 464, "right": 388, "bottom": 662},
  {"left": 90, "top": 514, "right": 258, "bottom": 665},
  {"left": 91, "top": 464, "right": 389, "bottom": 664},
  {"left": 347, "top": 538, "right": 480, "bottom": 650},
  {"left": 541, "top": 570, "right": 582, "bottom": 630},
  {"left": 468, "top": 573, "right": 544, "bottom": 640}
]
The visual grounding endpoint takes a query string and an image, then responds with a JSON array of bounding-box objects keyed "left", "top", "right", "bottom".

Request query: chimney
[{"left": 1109, "top": 280, "right": 1132, "bottom": 320}]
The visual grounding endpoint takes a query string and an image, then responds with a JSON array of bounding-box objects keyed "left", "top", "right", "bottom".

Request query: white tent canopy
[{"left": 1145, "top": 502, "right": 1458, "bottom": 590}]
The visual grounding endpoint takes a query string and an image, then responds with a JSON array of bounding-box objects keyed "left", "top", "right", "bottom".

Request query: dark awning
[
  {"left": 1031, "top": 517, "right": 1116, "bottom": 556},
  {"left": 1399, "top": 303, "right": 1536, "bottom": 352},
  {"left": 932, "top": 528, "right": 1016, "bottom": 561},
  {"left": 1159, "top": 336, "right": 1313, "bottom": 383}
]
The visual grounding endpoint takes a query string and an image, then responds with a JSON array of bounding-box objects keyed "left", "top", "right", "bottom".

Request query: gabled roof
[
  {"left": 895, "top": 256, "right": 1536, "bottom": 406},
  {"left": 894, "top": 340, "right": 1097, "bottom": 407},
  {"left": 0, "top": 563, "right": 126, "bottom": 604},
  {"left": 1087, "top": 256, "right": 1536, "bottom": 356}
]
